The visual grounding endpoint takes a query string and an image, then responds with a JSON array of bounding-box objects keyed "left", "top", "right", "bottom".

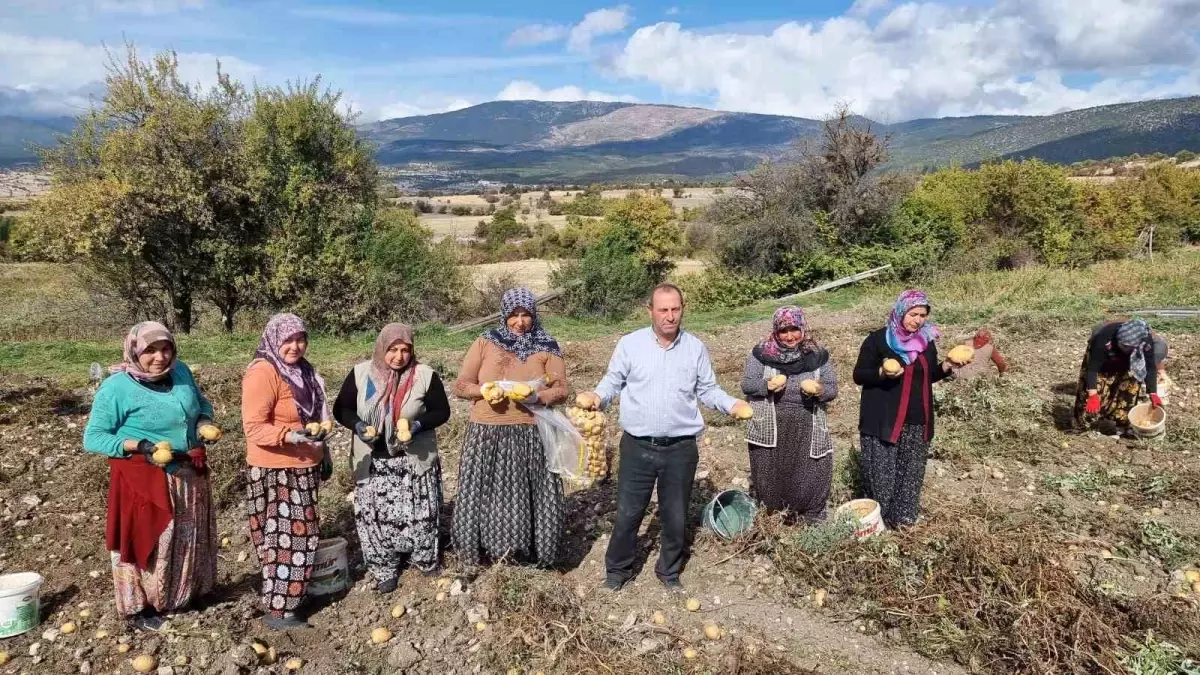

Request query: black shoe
[
  {"left": 661, "top": 578, "right": 685, "bottom": 593},
  {"left": 376, "top": 577, "right": 399, "bottom": 595},
  {"left": 263, "top": 613, "right": 309, "bottom": 631},
  {"left": 600, "top": 577, "right": 626, "bottom": 592},
  {"left": 128, "top": 612, "right": 165, "bottom": 632}
]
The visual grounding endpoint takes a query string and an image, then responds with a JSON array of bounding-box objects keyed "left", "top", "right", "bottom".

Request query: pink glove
[{"left": 1150, "top": 393, "right": 1162, "bottom": 408}]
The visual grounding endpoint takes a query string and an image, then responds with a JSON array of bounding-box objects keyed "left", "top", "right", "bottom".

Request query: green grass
[{"left": 4, "top": 250, "right": 1200, "bottom": 383}]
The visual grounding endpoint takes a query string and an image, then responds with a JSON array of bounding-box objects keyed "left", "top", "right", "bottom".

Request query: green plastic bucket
[{"left": 702, "top": 489, "right": 757, "bottom": 540}]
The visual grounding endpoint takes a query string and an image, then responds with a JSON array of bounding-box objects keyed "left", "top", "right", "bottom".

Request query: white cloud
[
  {"left": 507, "top": 23, "right": 571, "bottom": 47},
  {"left": 0, "top": 33, "right": 262, "bottom": 113},
  {"left": 568, "top": 5, "right": 633, "bottom": 53},
  {"left": 611, "top": 0, "right": 1200, "bottom": 119},
  {"left": 376, "top": 96, "right": 475, "bottom": 120},
  {"left": 496, "top": 80, "right": 638, "bottom": 103}
]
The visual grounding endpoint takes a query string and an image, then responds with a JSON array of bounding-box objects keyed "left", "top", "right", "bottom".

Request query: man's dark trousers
[{"left": 604, "top": 432, "right": 699, "bottom": 584}]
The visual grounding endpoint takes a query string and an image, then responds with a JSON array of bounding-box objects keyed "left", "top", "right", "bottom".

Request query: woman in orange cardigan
[
  {"left": 241, "top": 313, "right": 332, "bottom": 630},
  {"left": 451, "top": 288, "right": 569, "bottom": 574}
]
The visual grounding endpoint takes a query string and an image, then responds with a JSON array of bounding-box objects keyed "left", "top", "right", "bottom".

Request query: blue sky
[{"left": 2, "top": 0, "right": 1199, "bottom": 122}]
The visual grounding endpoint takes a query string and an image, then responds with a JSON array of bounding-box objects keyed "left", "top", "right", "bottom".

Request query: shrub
[
  {"left": 360, "top": 209, "right": 468, "bottom": 324},
  {"left": 674, "top": 268, "right": 788, "bottom": 309},
  {"left": 552, "top": 224, "right": 652, "bottom": 318},
  {"left": 450, "top": 205, "right": 473, "bottom": 216}
]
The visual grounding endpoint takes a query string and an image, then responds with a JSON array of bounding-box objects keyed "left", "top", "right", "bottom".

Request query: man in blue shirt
[{"left": 577, "top": 283, "right": 751, "bottom": 592}]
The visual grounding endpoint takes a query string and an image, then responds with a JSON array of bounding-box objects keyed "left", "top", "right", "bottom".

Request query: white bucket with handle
[
  {"left": 837, "top": 499, "right": 886, "bottom": 539},
  {"left": 0, "top": 572, "right": 44, "bottom": 637},
  {"left": 308, "top": 538, "right": 349, "bottom": 596}
]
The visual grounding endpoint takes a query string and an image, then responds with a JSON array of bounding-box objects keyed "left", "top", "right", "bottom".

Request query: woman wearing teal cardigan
[{"left": 84, "top": 322, "right": 221, "bottom": 631}]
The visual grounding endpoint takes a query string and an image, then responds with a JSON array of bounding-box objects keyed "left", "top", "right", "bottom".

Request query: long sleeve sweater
[
  {"left": 740, "top": 354, "right": 838, "bottom": 405},
  {"left": 1086, "top": 322, "right": 1157, "bottom": 393},
  {"left": 84, "top": 362, "right": 213, "bottom": 458},
  {"left": 332, "top": 368, "right": 451, "bottom": 453},
  {"left": 241, "top": 359, "right": 323, "bottom": 468},
  {"left": 452, "top": 338, "right": 568, "bottom": 425}
]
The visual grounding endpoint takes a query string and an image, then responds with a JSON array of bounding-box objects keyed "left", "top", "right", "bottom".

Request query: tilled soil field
[{"left": 1, "top": 303, "right": 1198, "bottom": 674}]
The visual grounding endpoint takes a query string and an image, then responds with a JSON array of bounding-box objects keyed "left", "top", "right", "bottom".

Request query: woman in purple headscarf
[
  {"left": 852, "top": 290, "right": 963, "bottom": 529},
  {"left": 740, "top": 306, "right": 838, "bottom": 522},
  {"left": 241, "top": 313, "right": 332, "bottom": 630}
]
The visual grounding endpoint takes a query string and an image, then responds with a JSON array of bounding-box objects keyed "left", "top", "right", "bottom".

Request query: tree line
[{"left": 8, "top": 49, "right": 1199, "bottom": 330}]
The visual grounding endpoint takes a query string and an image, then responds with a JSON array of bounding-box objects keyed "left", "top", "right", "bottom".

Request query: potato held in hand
[
  {"left": 197, "top": 424, "right": 222, "bottom": 442},
  {"left": 151, "top": 441, "right": 173, "bottom": 465},
  {"left": 767, "top": 374, "right": 787, "bottom": 391},
  {"left": 480, "top": 382, "right": 505, "bottom": 404},
  {"left": 800, "top": 379, "right": 822, "bottom": 396},
  {"left": 508, "top": 382, "right": 534, "bottom": 402},
  {"left": 396, "top": 418, "right": 412, "bottom": 444},
  {"left": 730, "top": 401, "right": 753, "bottom": 420},
  {"left": 947, "top": 344, "right": 976, "bottom": 366},
  {"left": 882, "top": 358, "right": 903, "bottom": 377}
]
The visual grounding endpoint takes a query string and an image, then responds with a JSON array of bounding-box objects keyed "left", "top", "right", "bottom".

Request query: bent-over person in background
[{"left": 577, "top": 283, "right": 751, "bottom": 593}]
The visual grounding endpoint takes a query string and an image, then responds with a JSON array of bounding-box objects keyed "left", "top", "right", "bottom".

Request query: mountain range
[{"left": 3, "top": 97, "right": 1199, "bottom": 186}]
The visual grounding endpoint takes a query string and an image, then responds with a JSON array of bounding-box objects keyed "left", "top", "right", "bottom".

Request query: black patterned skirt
[
  {"left": 451, "top": 422, "right": 564, "bottom": 569},
  {"left": 245, "top": 466, "right": 320, "bottom": 617},
  {"left": 354, "top": 455, "right": 443, "bottom": 580},
  {"left": 748, "top": 402, "right": 833, "bottom": 522}
]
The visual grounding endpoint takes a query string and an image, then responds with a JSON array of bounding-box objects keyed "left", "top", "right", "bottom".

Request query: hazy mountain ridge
[{"left": 3, "top": 98, "right": 1199, "bottom": 185}]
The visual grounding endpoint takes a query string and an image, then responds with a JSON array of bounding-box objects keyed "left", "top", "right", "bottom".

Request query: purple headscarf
[
  {"left": 886, "top": 290, "right": 941, "bottom": 365},
  {"left": 253, "top": 313, "right": 328, "bottom": 424},
  {"left": 110, "top": 321, "right": 176, "bottom": 383}
]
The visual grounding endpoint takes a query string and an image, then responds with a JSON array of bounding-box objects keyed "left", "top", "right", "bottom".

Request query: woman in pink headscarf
[
  {"left": 333, "top": 323, "right": 451, "bottom": 595},
  {"left": 241, "top": 313, "right": 332, "bottom": 630},
  {"left": 84, "top": 321, "right": 219, "bottom": 631},
  {"left": 740, "top": 306, "right": 838, "bottom": 522},
  {"left": 852, "top": 290, "right": 964, "bottom": 529}
]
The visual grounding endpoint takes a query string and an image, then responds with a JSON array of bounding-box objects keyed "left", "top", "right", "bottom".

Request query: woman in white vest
[{"left": 332, "top": 323, "right": 450, "bottom": 594}]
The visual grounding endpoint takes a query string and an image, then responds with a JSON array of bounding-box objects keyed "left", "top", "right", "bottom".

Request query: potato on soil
[
  {"left": 131, "top": 654, "right": 157, "bottom": 673},
  {"left": 371, "top": 627, "right": 393, "bottom": 644},
  {"left": 684, "top": 598, "right": 701, "bottom": 611}
]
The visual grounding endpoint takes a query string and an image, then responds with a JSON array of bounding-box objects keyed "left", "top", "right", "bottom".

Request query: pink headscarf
[
  {"left": 109, "top": 321, "right": 176, "bottom": 383},
  {"left": 885, "top": 290, "right": 940, "bottom": 365},
  {"left": 253, "top": 313, "right": 328, "bottom": 424}
]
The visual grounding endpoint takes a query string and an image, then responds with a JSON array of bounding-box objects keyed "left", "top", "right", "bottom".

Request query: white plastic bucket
[
  {"left": 308, "top": 538, "right": 348, "bottom": 596},
  {"left": 837, "top": 499, "right": 886, "bottom": 539},
  {"left": 0, "top": 572, "right": 44, "bottom": 637}
]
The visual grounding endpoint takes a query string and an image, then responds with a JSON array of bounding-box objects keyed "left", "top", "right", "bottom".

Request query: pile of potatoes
[{"left": 567, "top": 406, "right": 608, "bottom": 478}]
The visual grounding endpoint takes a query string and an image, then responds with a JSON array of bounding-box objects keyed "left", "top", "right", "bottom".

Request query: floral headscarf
[
  {"left": 253, "top": 313, "right": 328, "bottom": 424},
  {"left": 752, "top": 305, "right": 828, "bottom": 374},
  {"left": 481, "top": 287, "right": 562, "bottom": 362},
  {"left": 1115, "top": 319, "right": 1152, "bottom": 383},
  {"left": 110, "top": 321, "right": 176, "bottom": 383},
  {"left": 364, "top": 323, "right": 417, "bottom": 451},
  {"left": 886, "top": 289, "right": 941, "bottom": 365}
]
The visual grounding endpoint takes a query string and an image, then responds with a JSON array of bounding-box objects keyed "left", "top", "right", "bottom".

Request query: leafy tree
[
  {"left": 602, "top": 191, "right": 682, "bottom": 283},
  {"left": 362, "top": 209, "right": 468, "bottom": 323},
  {"left": 244, "top": 78, "right": 379, "bottom": 333},
  {"left": 31, "top": 47, "right": 261, "bottom": 332},
  {"left": 709, "top": 104, "right": 910, "bottom": 282}
]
